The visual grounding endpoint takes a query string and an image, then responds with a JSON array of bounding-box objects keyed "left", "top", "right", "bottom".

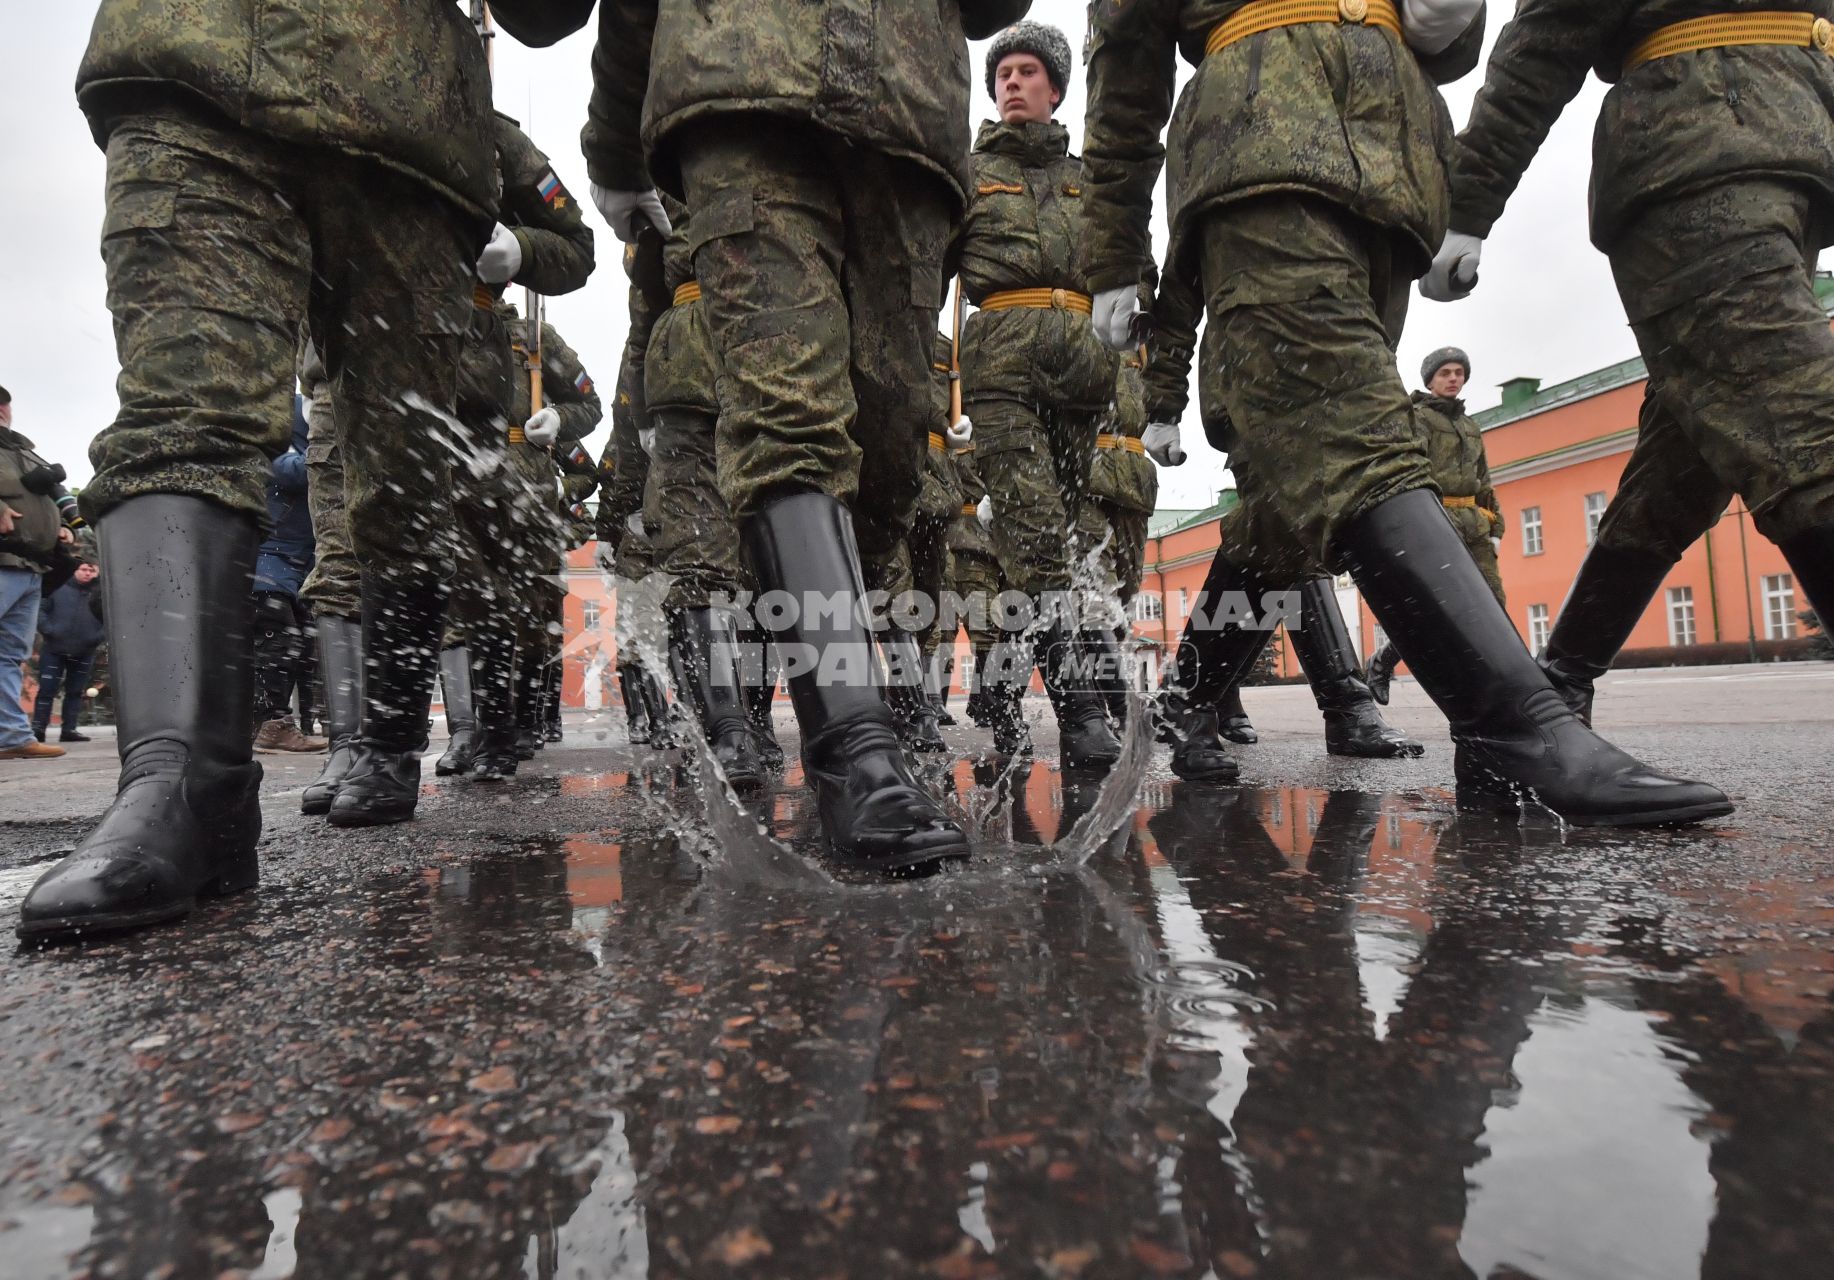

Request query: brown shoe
[
  {"left": 0, "top": 741, "right": 66, "bottom": 760},
  {"left": 254, "top": 717, "right": 329, "bottom": 754}
]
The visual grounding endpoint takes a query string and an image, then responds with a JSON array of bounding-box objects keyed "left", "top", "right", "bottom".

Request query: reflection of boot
[
  {"left": 742, "top": 493, "right": 968, "bottom": 874},
  {"left": 1539, "top": 543, "right": 1672, "bottom": 726},
  {"left": 1340, "top": 490, "right": 1730, "bottom": 826},
  {"left": 617, "top": 663, "right": 651, "bottom": 744},
  {"left": 329, "top": 579, "right": 447, "bottom": 828},
  {"left": 303, "top": 614, "right": 363, "bottom": 815},
  {"left": 470, "top": 630, "right": 520, "bottom": 781},
  {"left": 1364, "top": 639, "right": 1401, "bottom": 706},
  {"left": 19, "top": 496, "right": 262, "bottom": 941},
  {"left": 1040, "top": 624, "right": 1122, "bottom": 770},
  {"left": 434, "top": 644, "right": 478, "bottom": 776},
  {"left": 669, "top": 607, "right": 765, "bottom": 793},
  {"left": 883, "top": 630, "right": 945, "bottom": 754},
  {"left": 1216, "top": 682, "right": 1258, "bottom": 743},
  {"left": 1291, "top": 577, "right": 1424, "bottom": 758}
]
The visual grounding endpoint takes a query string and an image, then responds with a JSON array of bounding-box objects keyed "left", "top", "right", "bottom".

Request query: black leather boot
[
  {"left": 1158, "top": 551, "right": 1282, "bottom": 777},
  {"left": 964, "top": 644, "right": 995, "bottom": 728},
  {"left": 1539, "top": 543, "right": 1675, "bottom": 726},
  {"left": 1338, "top": 490, "right": 1731, "bottom": 827},
  {"left": 18, "top": 496, "right": 263, "bottom": 942},
  {"left": 984, "top": 637, "right": 1034, "bottom": 757},
  {"left": 329, "top": 580, "right": 447, "bottom": 828},
  {"left": 469, "top": 629, "right": 521, "bottom": 781},
  {"left": 1290, "top": 577, "right": 1424, "bottom": 758},
  {"left": 746, "top": 636, "right": 786, "bottom": 770},
  {"left": 742, "top": 494, "right": 967, "bottom": 874},
  {"left": 434, "top": 645, "right": 478, "bottom": 776},
  {"left": 1040, "top": 624, "right": 1123, "bottom": 770},
  {"left": 617, "top": 663, "right": 652, "bottom": 743},
  {"left": 882, "top": 629, "right": 945, "bottom": 754},
  {"left": 1778, "top": 526, "right": 1834, "bottom": 631},
  {"left": 926, "top": 651, "right": 958, "bottom": 727},
  {"left": 1157, "top": 690, "right": 1241, "bottom": 783},
  {"left": 1363, "top": 639, "right": 1401, "bottom": 706},
  {"left": 302, "top": 614, "right": 363, "bottom": 815},
  {"left": 641, "top": 670, "right": 677, "bottom": 749},
  {"left": 1216, "top": 682, "right": 1258, "bottom": 743},
  {"left": 514, "top": 653, "right": 545, "bottom": 759},
  {"left": 543, "top": 658, "right": 564, "bottom": 742},
  {"left": 670, "top": 607, "right": 766, "bottom": 793}
]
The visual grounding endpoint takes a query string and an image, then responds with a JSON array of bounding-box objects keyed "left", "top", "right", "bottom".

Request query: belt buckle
[
  {"left": 1816, "top": 17, "right": 1834, "bottom": 55},
  {"left": 1050, "top": 287, "right": 1068, "bottom": 310},
  {"left": 1339, "top": 0, "right": 1369, "bottom": 24}
]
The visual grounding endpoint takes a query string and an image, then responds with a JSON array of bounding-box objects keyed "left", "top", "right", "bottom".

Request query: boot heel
[
  {"left": 199, "top": 850, "right": 260, "bottom": 898},
  {"left": 1454, "top": 754, "right": 1522, "bottom": 814}
]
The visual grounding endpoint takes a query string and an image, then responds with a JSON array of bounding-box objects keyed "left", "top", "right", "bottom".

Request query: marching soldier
[
  {"left": 947, "top": 447, "right": 1014, "bottom": 747},
  {"left": 430, "top": 114, "right": 597, "bottom": 789},
  {"left": 1425, "top": 0, "right": 1834, "bottom": 727},
  {"left": 19, "top": 0, "right": 596, "bottom": 943},
  {"left": 955, "top": 22, "right": 1125, "bottom": 770},
  {"left": 584, "top": 0, "right": 1029, "bottom": 874},
  {"left": 1366, "top": 347, "right": 1506, "bottom": 704},
  {"left": 1082, "top": 0, "right": 1728, "bottom": 824}
]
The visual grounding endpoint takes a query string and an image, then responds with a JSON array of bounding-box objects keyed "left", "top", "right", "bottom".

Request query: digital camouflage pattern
[
  {"left": 595, "top": 232, "right": 666, "bottom": 554},
  {"left": 1453, "top": 3, "right": 1834, "bottom": 554},
  {"left": 1081, "top": 360, "right": 1159, "bottom": 609},
  {"left": 1449, "top": 0, "right": 1834, "bottom": 249},
  {"left": 957, "top": 121, "right": 1118, "bottom": 413},
  {"left": 489, "top": 114, "right": 596, "bottom": 300},
  {"left": 976, "top": 400, "right": 1102, "bottom": 599},
  {"left": 297, "top": 345, "right": 358, "bottom": 620},
  {"left": 78, "top": 0, "right": 593, "bottom": 222},
  {"left": 1081, "top": 1, "right": 1486, "bottom": 293},
  {"left": 583, "top": 0, "right": 1031, "bottom": 206},
  {"left": 87, "top": 108, "right": 474, "bottom": 589}
]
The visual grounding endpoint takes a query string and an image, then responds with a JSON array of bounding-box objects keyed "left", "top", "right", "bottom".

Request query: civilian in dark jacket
[
  {"left": 253, "top": 398, "right": 325, "bottom": 753},
  {"left": 34, "top": 561, "right": 104, "bottom": 742}
]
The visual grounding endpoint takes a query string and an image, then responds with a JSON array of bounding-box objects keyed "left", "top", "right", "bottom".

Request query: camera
[{"left": 19, "top": 461, "right": 67, "bottom": 496}]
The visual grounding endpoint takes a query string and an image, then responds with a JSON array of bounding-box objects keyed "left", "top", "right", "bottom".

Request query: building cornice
[{"left": 1490, "top": 427, "right": 1637, "bottom": 485}]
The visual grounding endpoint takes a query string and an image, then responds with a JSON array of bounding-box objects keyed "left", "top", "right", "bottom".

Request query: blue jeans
[
  {"left": 34, "top": 649, "right": 96, "bottom": 736},
  {"left": 0, "top": 568, "right": 44, "bottom": 749}
]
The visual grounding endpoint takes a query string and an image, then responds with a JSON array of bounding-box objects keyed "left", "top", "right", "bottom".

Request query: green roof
[{"left": 1148, "top": 490, "right": 1239, "bottom": 537}]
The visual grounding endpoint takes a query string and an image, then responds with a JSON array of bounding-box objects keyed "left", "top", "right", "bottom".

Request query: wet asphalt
[{"left": 0, "top": 664, "right": 1831, "bottom": 1280}]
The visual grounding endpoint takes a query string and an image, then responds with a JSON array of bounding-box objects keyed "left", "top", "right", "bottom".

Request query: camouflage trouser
[
  {"left": 299, "top": 382, "right": 360, "bottom": 619},
  {"left": 1600, "top": 179, "right": 1834, "bottom": 558},
  {"left": 1071, "top": 499, "right": 1129, "bottom": 631},
  {"left": 973, "top": 400, "right": 1103, "bottom": 601},
  {"left": 910, "top": 514, "right": 952, "bottom": 656},
  {"left": 1444, "top": 504, "right": 1506, "bottom": 607},
  {"left": 1104, "top": 505, "right": 1150, "bottom": 608},
  {"left": 644, "top": 298, "right": 747, "bottom": 612},
  {"left": 677, "top": 123, "right": 953, "bottom": 567},
  {"left": 1199, "top": 195, "right": 1435, "bottom": 569},
  {"left": 87, "top": 105, "right": 476, "bottom": 585},
  {"left": 948, "top": 545, "right": 1006, "bottom": 654},
  {"left": 613, "top": 531, "right": 669, "bottom": 667}
]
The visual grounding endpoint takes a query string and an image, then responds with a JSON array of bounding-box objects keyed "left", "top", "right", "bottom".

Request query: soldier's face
[
  {"left": 1429, "top": 365, "right": 1468, "bottom": 398},
  {"left": 996, "top": 55, "right": 1060, "bottom": 124}
]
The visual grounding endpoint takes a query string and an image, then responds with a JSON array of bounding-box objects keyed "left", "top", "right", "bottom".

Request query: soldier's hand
[
  {"left": 946, "top": 415, "right": 974, "bottom": 447},
  {"left": 595, "top": 541, "right": 618, "bottom": 577},
  {"left": 590, "top": 185, "right": 672, "bottom": 243},
  {"left": 476, "top": 222, "right": 524, "bottom": 285},
  {"left": 1398, "top": 0, "right": 1485, "bottom": 55},
  {"left": 625, "top": 512, "right": 646, "bottom": 539},
  {"left": 976, "top": 496, "right": 994, "bottom": 530},
  {"left": 0, "top": 506, "right": 19, "bottom": 535},
  {"left": 1092, "top": 286, "right": 1145, "bottom": 353},
  {"left": 1143, "top": 422, "right": 1186, "bottom": 467},
  {"left": 1420, "top": 231, "right": 1483, "bottom": 302},
  {"left": 524, "top": 407, "right": 561, "bottom": 447},
  {"left": 638, "top": 427, "right": 657, "bottom": 456}
]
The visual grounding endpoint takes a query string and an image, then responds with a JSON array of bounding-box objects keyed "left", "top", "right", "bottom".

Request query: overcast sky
[{"left": 1, "top": 4, "right": 1754, "bottom": 512}]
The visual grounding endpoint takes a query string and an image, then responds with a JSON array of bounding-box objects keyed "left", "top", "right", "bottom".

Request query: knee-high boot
[
  {"left": 434, "top": 645, "right": 478, "bottom": 776},
  {"left": 1538, "top": 543, "right": 1674, "bottom": 726},
  {"left": 328, "top": 578, "right": 447, "bottom": 828},
  {"left": 302, "top": 614, "right": 364, "bottom": 815},
  {"left": 1289, "top": 577, "right": 1424, "bottom": 758},
  {"left": 669, "top": 606, "right": 766, "bottom": 792}
]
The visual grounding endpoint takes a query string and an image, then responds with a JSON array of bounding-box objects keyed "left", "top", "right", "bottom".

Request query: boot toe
[
  {"left": 16, "top": 854, "right": 188, "bottom": 940},
  {"left": 1171, "top": 746, "right": 1240, "bottom": 783}
]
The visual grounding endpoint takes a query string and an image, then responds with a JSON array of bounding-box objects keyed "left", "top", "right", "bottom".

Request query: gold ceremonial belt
[
  {"left": 672, "top": 281, "right": 702, "bottom": 307},
  {"left": 1207, "top": 0, "right": 1402, "bottom": 57},
  {"left": 1625, "top": 12, "right": 1834, "bottom": 72},
  {"left": 472, "top": 284, "right": 497, "bottom": 311},
  {"left": 960, "top": 504, "right": 981, "bottom": 517},
  {"left": 507, "top": 426, "right": 528, "bottom": 444},
  {"left": 1442, "top": 494, "right": 1498, "bottom": 520},
  {"left": 978, "top": 287, "right": 1094, "bottom": 315},
  {"left": 1096, "top": 433, "right": 1147, "bottom": 454},
  {"left": 928, "top": 432, "right": 948, "bottom": 451}
]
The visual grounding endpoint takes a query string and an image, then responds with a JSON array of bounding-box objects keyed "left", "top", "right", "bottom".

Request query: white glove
[
  {"left": 524, "top": 406, "right": 561, "bottom": 447},
  {"left": 1419, "top": 231, "right": 1483, "bottom": 302},
  {"left": 1398, "top": 0, "right": 1485, "bottom": 56},
  {"left": 976, "top": 495, "right": 994, "bottom": 530},
  {"left": 1142, "top": 422, "right": 1186, "bottom": 467},
  {"left": 625, "top": 512, "right": 645, "bottom": 538},
  {"left": 476, "top": 222, "right": 523, "bottom": 284},
  {"left": 946, "top": 415, "right": 973, "bottom": 447},
  {"left": 590, "top": 184, "right": 672, "bottom": 243},
  {"left": 638, "top": 426, "right": 656, "bottom": 456},
  {"left": 1091, "top": 285, "right": 1144, "bottom": 353},
  {"left": 596, "top": 541, "right": 617, "bottom": 575}
]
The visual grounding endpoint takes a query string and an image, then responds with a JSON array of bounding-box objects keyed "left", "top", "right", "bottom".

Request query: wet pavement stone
[{"left": 1, "top": 665, "right": 1832, "bottom": 1278}]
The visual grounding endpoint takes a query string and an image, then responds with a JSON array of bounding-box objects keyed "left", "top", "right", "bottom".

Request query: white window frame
[
  {"left": 1584, "top": 492, "right": 1608, "bottom": 546},
  {"left": 1521, "top": 507, "right": 1544, "bottom": 557},
  {"left": 1131, "top": 592, "right": 1163, "bottom": 623},
  {"left": 1763, "top": 574, "right": 1797, "bottom": 640},
  {"left": 1666, "top": 586, "right": 1696, "bottom": 647},
  {"left": 1527, "top": 603, "right": 1551, "bottom": 652},
  {"left": 582, "top": 600, "right": 601, "bottom": 632}
]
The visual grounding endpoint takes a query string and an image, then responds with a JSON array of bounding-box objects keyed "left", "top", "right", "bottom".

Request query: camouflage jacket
[
  {"left": 645, "top": 205, "right": 717, "bottom": 417},
  {"left": 556, "top": 441, "right": 600, "bottom": 548},
  {"left": 497, "top": 307, "right": 603, "bottom": 522},
  {"left": 919, "top": 333, "right": 964, "bottom": 520},
  {"left": 582, "top": 0, "right": 1031, "bottom": 207},
  {"left": 1452, "top": 0, "right": 1834, "bottom": 251},
  {"left": 1141, "top": 253, "right": 1203, "bottom": 430},
  {"left": 487, "top": 115, "right": 595, "bottom": 300},
  {"left": 77, "top": 1, "right": 593, "bottom": 221},
  {"left": 957, "top": 120, "right": 1120, "bottom": 412},
  {"left": 1418, "top": 393, "right": 1503, "bottom": 540},
  {"left": 1081, "top": 1, "right": 1486, "bottom": 292},
  {"left": 1088, "top": 360, "right": 1159, "bottom": 516},
  {"left": 595, "top": 231, "right": 668, "bottom": 549},
  {"left": 946, "top": 448, "right": 996, "bottom": 559}
]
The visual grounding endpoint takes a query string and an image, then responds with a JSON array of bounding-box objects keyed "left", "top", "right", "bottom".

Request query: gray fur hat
[
  {"left": 985, "top": 22, "right": 1073, "bottom": 102},
  {"left": 1421, "top": 346, "right": 1471, "bottom": 384}
]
